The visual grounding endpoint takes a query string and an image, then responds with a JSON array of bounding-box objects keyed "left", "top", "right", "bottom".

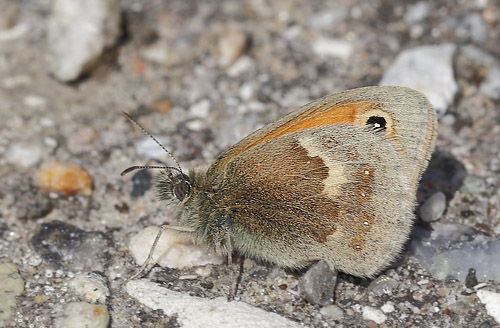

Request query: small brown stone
[{"left": 37, "top": 162, "right": 92, "bottom": 197}]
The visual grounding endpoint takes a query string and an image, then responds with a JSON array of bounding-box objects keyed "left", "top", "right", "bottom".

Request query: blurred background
[{"left": 0, "top": 0, "right": 499, "bottom": 327}]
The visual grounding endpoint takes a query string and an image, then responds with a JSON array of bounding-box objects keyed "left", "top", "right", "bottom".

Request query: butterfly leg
[{"left": 128, "top": 224, "right": 195, "bottom": 280}]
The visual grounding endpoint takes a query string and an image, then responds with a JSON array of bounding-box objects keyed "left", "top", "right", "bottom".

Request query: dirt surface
[{"left": 1, "top": 0, "right": 500, "bottom": 327}]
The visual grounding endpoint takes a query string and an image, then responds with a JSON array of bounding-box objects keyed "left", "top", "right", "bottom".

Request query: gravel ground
[{"left": 1, "top": 0, "right": 500, "bottom": 327}]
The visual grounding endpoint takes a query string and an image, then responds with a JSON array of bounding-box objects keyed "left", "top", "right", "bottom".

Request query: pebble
[
  {"left": 140, "top": 42, "right": 169, "bottom": 65},
  {"left": 56, "top": 302, "right": 109, "bottom": 328},
  {"left": 367, "top": 275, "right": 399, "bottom": 296},
  {"left": 218, "top": 26, "right": 248, "bottom": 68},
  {"left": 477, "top": 290, "right": 500, "bottom": 324},
  {"left": 404, "top": 2, "right": 429, "bottom": 23},
  {"left": 381, "top": 302, "right": 395, "bottom": 313},
  {"left": 37, "top": 162, "right": 93, "bottom": 197},
  {"left": 298, "top": 260, "right": 337, "bottom": 305},
  {"left": 126, "top": 280, "right": 301, "bottom": 328},
  {"left": 189, "top": 99, "right": 211, "bottom": 118},
  {"left": 0, "top": 263, "right": 24, "bottom": 326},
  {"left": 47, "top": 0, "right": 121, "bottom": 81},
  {"left": 69, "top": 272, "right": 110, "bottom": 304},
  {"left": 310, "top": 8, "right": 347, "bottom": 29},
  {"left": 29, "top": 221, "right": 112, "bottom": 272},
  {"left": 128, "top": 226, "right": 224, "bottom": 269},
  {"left": 320, "top": 304, "right": 344, "bottom": 321},
  {"left": 23, "top": 95, "right": 47, "bottom": 108},
  {"left": 227, "top": 56, "right": 255, "bottom": 77},
  {"left": 419, "top": 192, "right": 447, "bottom": 222},
  {"left": 239, "top": 82, "right": 255, "bottom": 101},
  {"left": 380, "top": 44, "right": 457, "bottom": 117},
  {"left": 362, "top": 306, "right": 387, "bottom": 324},
  {"left": 312, "top": 37, "right": 353, "bottom": 60},
  {"left": 6, "top": 142, "right": 43, "bottom": 168}
]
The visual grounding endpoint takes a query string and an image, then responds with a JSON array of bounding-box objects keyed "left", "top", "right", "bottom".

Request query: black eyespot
[
  {"left": 173, "top": 181, "right": 190, "bottom": 201},
  {"left": 366, "top": 116, "right": 386, "bottom": 132}
]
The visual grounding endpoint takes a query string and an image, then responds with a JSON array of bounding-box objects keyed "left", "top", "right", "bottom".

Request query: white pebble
[
  {"left": 381, "top": 302, "right": 395, "bottom": 313},
  {"left": 477, "top": 290, "right": 500, "bottom": 324},
  {"left": 189, "top": 99, "right": 211, "bottom": 118},
  {"left": 127, "top": 280, "right": 301, "bottom": 328},
  {"left": 23, "top": 95, "right": 47, "bottom": 108},
  {"left": 129, "top": 226, "right": 224, "bottom": 269},
  {"left": 56, "top": 302, "right": 109, "bottom": 328},
  {"left": 312, "top": 37, "right": 353, "bottom": 60},
  {"left": 6, "top": 142, "right": 43, "bottom": 168},
  {"left": 362, "top": 306, "right": 387, "bottom": 324},
  {"left": 69, "top": 272, "right": 109, "bottom": 304}
]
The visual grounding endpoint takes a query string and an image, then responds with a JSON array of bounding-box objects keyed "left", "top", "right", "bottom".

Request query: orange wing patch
[
  {"left": 259, "top": 102, "right": 365, "bottom": 144},
  {"left": 246, "top": 100, "right": 396, "bottom": 151},
  {"left": 215, "top": 98, "right": 398, "bottom": 167}
]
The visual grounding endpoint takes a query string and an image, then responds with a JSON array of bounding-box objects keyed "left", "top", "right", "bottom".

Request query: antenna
[
  {"left": 120, "top": 165, "right": 183, "bottom": 176},
  {"left": 121, "top": 111, "right": 184, "bottom": 175}
]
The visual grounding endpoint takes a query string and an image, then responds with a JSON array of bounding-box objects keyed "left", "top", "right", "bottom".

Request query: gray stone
[
  {"left": 367, "top": 275, "right": 399, "bottom": 296},
  {"left": 29, "top": 221, "right": 112, "bottom": 272},
  {"left": 298, "top": 260, "right": 337, "bottom": 305},
  {"left": 320, "top": 304, "right": 344, "bottom": 321},
  {"left": 419, "top": 192, "right": 447, "bottom": 222}
]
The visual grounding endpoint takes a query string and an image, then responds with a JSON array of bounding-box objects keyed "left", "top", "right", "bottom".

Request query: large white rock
[
  {"left": 477, "top": 290, "right": 500, "bottom": 324},
  {"left": 129, "top": 226, "right": 224, "bottom": 269},
  {"left": 126, "top": 280, "right": 301, "bottom": 328},
  {"left": 380, "top": 44, "right": 457, "bottom": 117},
  {"left": 47, "top": 0, "right": 121, "bottom": 82}
]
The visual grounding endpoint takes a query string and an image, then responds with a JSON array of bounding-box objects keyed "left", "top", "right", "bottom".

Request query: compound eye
[{"left": 173, "top": 181, "right": 190, "bottom": 201}]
